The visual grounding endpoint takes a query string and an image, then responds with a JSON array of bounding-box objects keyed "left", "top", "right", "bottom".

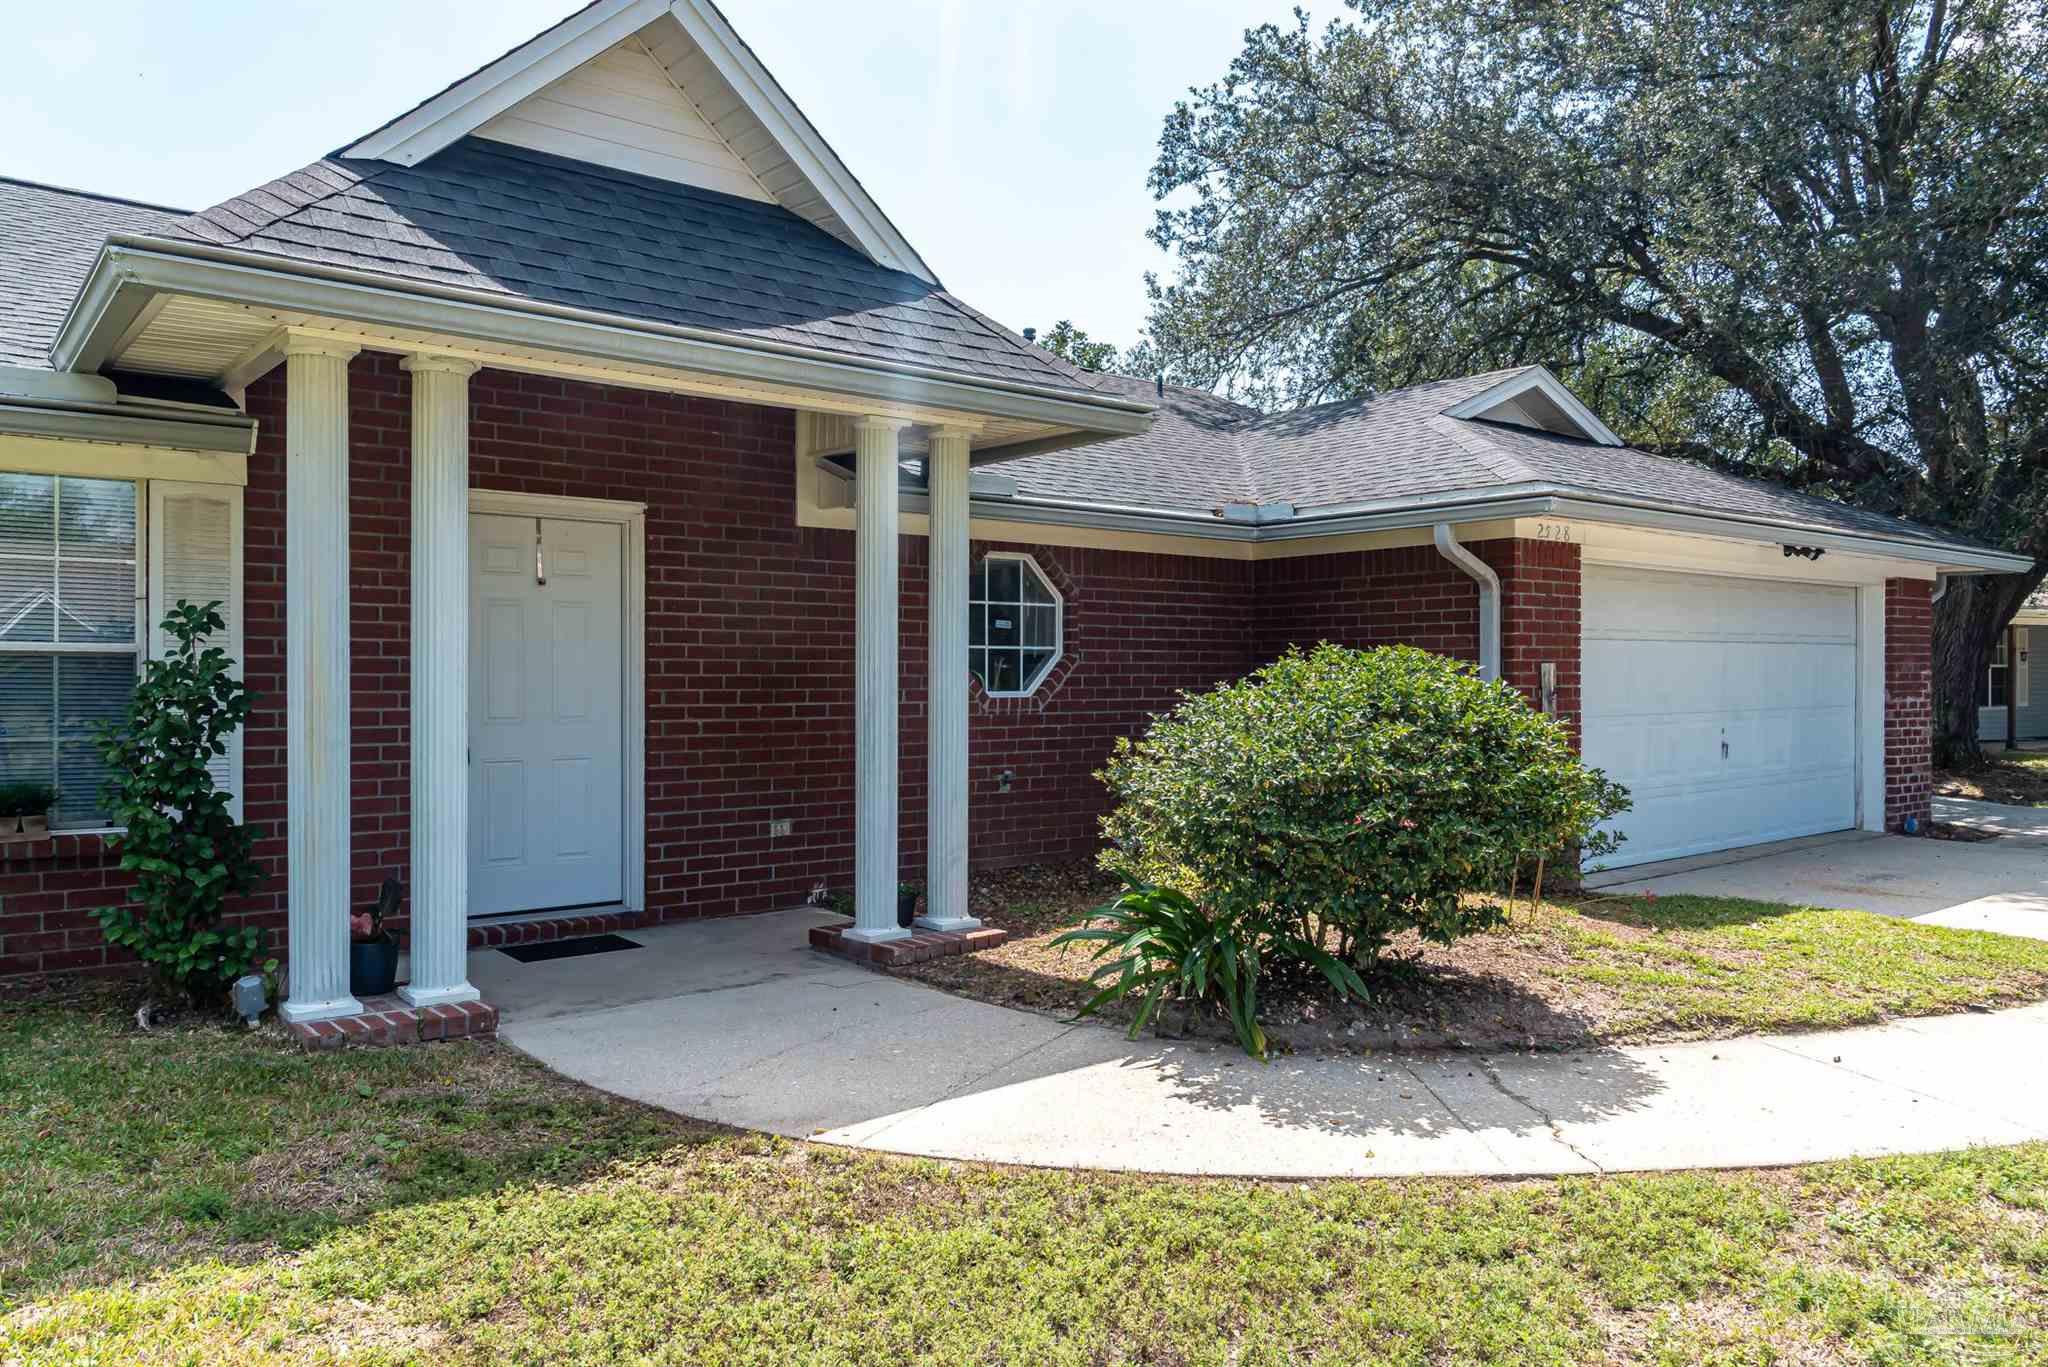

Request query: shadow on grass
[
  {"left": 1566, "top": 892, "right": 1813, "bottom": 933},
  {"left": 0, "top": 983, "right": 712, "bottom": 1309}
]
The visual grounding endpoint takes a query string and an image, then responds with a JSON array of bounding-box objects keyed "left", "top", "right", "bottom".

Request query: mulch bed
[
  {"left": 1936, "top": 754, "right": 2048, "bottom": 808},
  {"left": 896, "top": 859, "right": 1633, "bottom": 1054}
]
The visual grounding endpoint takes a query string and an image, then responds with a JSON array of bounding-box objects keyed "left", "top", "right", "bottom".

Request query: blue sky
[{"left": 0, "top": 0, "right": 1302, "bottom": 350}]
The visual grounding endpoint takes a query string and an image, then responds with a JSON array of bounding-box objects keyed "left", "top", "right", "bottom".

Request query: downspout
[
  {"left": 1433, "top": 523, "right": 1500, "bottom": 682},
  {"left": 1931, "top": 573, "right": 1949, "bottom": 607}
]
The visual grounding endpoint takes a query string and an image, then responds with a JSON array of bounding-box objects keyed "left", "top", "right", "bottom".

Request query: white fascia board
[
  {"left": 1536, "top": 495, "right": 2030, "bottom": 574},
  {"left": 967, "top": 484, "right": 2029, "bottom": 573},
  {"left": 1442, "top": 365, "right": 1625, "bottom": 446},
  {"left": 54, "top": 240, "right": 1152, "bottom": 436},
  {"left": 665, "top": 1, "right": 936, "bottom": 283},
  {"left": 344, "top": 0, "right": 670, "bottom": 164}
]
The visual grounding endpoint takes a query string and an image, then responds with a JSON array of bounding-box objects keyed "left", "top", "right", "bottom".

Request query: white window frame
[
  {"left": 1984, "top": 637, "right": 2011, "bottom": 710},
  {"left": 1983, "top": 635, "right": 2030, "bottom": 712},
  {"left": 148, "top": 480, "right": 247, "bottom": 823},
  {"left": 0, "top": 474, "right": 146, "bottom": 832},
  {"left": 971, "top": 551, "right": 1063, "bottom": 698}
]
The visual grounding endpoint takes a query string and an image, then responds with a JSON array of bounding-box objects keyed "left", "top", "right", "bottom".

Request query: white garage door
[{"left": 1582, "top": 566, "right": 1859, "bottom": 869}]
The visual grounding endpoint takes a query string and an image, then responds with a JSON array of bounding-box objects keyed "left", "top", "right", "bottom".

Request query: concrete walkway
[
  {"left": 481, "top": 904, "right": 2048, "bottom": 1179},
  {"left": 1585, "top": 798, "right": 2048, "bottom": 940}
]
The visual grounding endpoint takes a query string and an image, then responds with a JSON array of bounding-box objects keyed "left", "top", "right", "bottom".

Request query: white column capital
[
  {"left": 854, "top": 414, "right": 912, "bottom": 435},
  {"left": 929, "top": 425, "right": 977, "bottom": 446},
  {"left": 280, "top": 331, "right": 362, "bottom": 363},
  {"left": 400, "top": 353, "right": 482, "bottom": 379}
]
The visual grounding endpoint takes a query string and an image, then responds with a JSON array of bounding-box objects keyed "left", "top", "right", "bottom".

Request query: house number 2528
[{"left": 1534, "top": 521, "right": 1574, "bottom": 543}]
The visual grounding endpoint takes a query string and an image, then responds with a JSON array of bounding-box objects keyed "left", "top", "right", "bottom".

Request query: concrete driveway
[
  {"left": 1583, "top": 797, "right": 2048, "bottom": 939},
  {"left": 481, "top": 894, "right": 2048, "bottom": 1178}
]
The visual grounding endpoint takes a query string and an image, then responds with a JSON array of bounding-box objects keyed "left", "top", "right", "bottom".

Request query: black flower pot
[
  {"left": 897, "top": 890, "right": 920, "bottom": 929},
  {"left": 350, "top": 937, "right": 400, "bottom": 998}
]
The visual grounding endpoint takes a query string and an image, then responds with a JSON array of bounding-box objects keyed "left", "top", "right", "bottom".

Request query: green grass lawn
[
  {"left": 4, "top": 992, "right": 2047, "bottom": 1363},
  {"left": 909, "top": 871, "right": 2048, "bottom": 1050}
]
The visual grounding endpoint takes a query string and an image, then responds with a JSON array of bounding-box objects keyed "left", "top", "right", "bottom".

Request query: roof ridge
[{"left": 0, "top": 174, "right": 187, "bottom": 216}]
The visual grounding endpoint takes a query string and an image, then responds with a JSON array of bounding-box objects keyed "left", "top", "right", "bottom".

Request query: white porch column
[
  {"left": 849, "top": 416, "right": 911, "bottom": 943},
  {"left": 399, "top": 355, "right": 482, "bottom": 1008},
  {"left": 279, "top": 335, "right": 362, "bottom": 1024},
  {"left": 917, "top": 427, "right": 979, "bottom": 932}
]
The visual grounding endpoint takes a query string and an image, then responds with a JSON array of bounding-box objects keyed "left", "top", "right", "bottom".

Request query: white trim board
[
  {"left": 1442, "top": 366, "right": 1624, "bottom": 446},
  {"left": 468, "top": 487, "right": 648, "bottom": 916}
]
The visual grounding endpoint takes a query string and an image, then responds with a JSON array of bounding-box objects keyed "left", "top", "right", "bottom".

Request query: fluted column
[
  {"left": 399, "top": 355, "right": 482, "bottom": 1007},
  {"left": 849, "top": 416, "right": 910, "bottom": 943},
  {"left": 279, "top": 335, "right": 362, "bottom": 1024},
  {"left": 918, "top": 428, "right": 979, "bottom": 932}
]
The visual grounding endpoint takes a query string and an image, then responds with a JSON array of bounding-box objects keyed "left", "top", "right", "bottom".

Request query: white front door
[
  {"left": 1582, "top": 565, "right": 1859, "bottom": 869},
  {"left": 469, "top": 513, "right": 625, "bottom": 916}
]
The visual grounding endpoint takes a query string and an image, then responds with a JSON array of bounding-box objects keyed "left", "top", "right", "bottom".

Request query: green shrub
[
  {"left": 0, "top": 781, "right": 56, "bottom": 819},
  {"left": 1099, "top": 644, "right": 1629, "bottom": 969},
  {"left": 1053, "top": 878, "right": 1368, "bottom": 1059},
  {"left": 88, "top": 601, "right": 268, "bottom": 1012}
]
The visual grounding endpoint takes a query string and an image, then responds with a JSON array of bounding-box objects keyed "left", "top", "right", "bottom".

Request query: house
[
  {"left": 1980, "top": 589, "right": 2047, "bottom": 744},
  {"left": 0, "top": 0, "right": 2027, "bottom": 1031}
]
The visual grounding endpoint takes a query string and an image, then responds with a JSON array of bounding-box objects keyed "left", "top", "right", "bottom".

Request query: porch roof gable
[{"left": 156, "top": 139, "right": 1092, "bottom": 398}]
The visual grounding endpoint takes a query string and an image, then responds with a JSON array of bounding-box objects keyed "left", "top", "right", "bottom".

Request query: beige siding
[{"left": 474, "top": 39, "right": 772, "bottom": 202}]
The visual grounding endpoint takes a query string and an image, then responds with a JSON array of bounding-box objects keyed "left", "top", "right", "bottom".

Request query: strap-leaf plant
[{"left": 89, "top": 601, "right": 268, "bottom": 1020}]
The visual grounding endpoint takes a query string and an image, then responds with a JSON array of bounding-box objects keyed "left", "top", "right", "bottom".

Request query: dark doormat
[{"left": 499, "top": 933, "right": 643, "bottom": 964}]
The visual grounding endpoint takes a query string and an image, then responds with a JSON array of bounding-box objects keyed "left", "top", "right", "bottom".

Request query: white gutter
[
  {"left": 53, "top": 238, "right": 1154, "bottom": 436},
  {"left": 1433, "top": 523, "right": 1501, "bottom": 681}
]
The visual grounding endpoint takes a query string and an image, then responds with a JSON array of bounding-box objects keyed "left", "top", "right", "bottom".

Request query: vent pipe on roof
[{"left": 1433, "top": 523, "right": 1501, "bottom": 683}]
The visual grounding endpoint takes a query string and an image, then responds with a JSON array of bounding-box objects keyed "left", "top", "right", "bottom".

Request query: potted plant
[
  {"left": 0, "top": 783, "right": 57, "bottom": 839},
  {"left": 350, "top": 876, "right": 404, "bottom": 998},
  {"left": 897, "top": 881, "right": 922, "bottom": 929}
]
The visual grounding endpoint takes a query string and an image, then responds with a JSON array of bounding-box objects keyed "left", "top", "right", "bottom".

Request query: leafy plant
[
  {"left": 88, "top": 601, "right": 267, "bottom": 1015},
  {"left": 1100, "top": 644, "right": 1630, "bottom": 972},
  {"left": 352, "top": 877, "right": 402, "bottom": 945},
  {"left": 0, "top": 781, "right": 56, "bottom": 819},
  {"left": 1052, "top": 879, "right": 1368, "bottom": 1059}
]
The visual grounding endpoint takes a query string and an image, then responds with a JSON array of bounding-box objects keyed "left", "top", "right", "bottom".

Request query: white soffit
[
  {"left": 342, "top": 0, "right": 937, "bottom": 283},
  {"left": 1443, "top": 366, "right": 1625, "bottom": 446}
]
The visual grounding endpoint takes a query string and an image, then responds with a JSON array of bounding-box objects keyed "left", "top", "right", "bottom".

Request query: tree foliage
[
  {"left": 1145, "top": 0, "right": 2048, "bottom": 759},
  {"left": 1031, "top": 319, "right": 1159, "bottom": 379},
  {"left": 89, "top": 602, "right": 267, "bottom": 1011},
  {"left": 1099, "top": 645, "right": 1630, "bottom": 971}
]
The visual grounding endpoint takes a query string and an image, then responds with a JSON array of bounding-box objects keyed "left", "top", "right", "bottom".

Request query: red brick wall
[
  {"left": 1884, "top": 577, "right": 1934, "bottom": 831},
  {"left": 1496, "top": 539, "right": 1583, "bottom": 746},
  {"left": 1252, "top": 542, "right": 1481, "bottom": 665},
  {"left": 318, "top": 356, "right": 1254, "bottom": 927},
  {"left": 1250, "top": 537, "right": 1581, "bottom": 739},
  {"left": 0, "top": 352, "right": 1930, "bottom": 981}
]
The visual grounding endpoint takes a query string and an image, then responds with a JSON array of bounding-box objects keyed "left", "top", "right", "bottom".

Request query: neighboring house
[
  {"left": 1980, "top": 589, "right": 2048, "bottom": 743},
  {"left": 0, "top": 0, "right": 2025, "bottom": 1028}
]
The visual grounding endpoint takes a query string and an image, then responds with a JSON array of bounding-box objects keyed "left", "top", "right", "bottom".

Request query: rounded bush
[{"left": 1099, "top": 644, "right": 1630, "bottom": 966}]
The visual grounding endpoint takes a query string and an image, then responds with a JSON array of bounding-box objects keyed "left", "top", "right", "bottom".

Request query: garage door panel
[{"left": 1583, "top": 567, "right": 1859, "bottom": 869}]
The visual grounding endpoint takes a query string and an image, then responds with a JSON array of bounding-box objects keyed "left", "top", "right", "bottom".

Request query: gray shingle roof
[
  {"left": 161, "top": 138, "right": 1098, "bottom": 394},
  {"left": 999, "top": 366, "right": 1994, "bottom": 551},
  {"left": 0, "top": 178, "right": 182, "bottom": 370}
]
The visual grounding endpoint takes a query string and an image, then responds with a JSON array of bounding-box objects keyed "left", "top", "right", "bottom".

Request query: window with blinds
[
  {"left": 0, "top": 474, "right": 243, "bottom": 831},
  {"left": 0, "top": 475, "right": 139, "bottom": 828}
]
